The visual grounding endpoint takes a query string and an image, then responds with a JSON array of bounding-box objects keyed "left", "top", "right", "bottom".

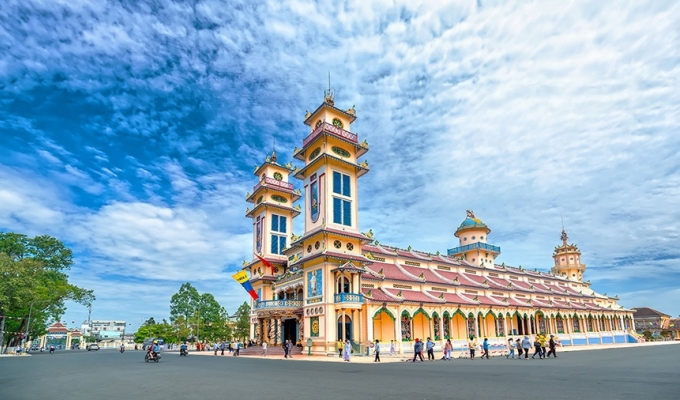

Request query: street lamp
[{"left": 23, "top": 300, "right": 49, "bottom": 350}]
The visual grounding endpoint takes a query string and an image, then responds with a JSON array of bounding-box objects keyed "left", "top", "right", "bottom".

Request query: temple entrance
[
  {"left": 337, "top": 315, "right": 352, "bottom": 341},
  {"left": 282, "top": 319, "right": 298, "bottom": 344}
]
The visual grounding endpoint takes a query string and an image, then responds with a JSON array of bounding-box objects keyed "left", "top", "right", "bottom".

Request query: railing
[
  {"left": 254, "top": 299, "right": 303, "bottom": 310},
  {"left": 303, "top": 122, "right": 358, "bottom": 147},
  {"left": 447, "top": 242, "right": 501, "bottom": 255},
  {"left": 253, "top": 176, "right": 295, "bottom": 193},
  {"left": 334, "top": 293, "right": 363, "bottom": 303}
]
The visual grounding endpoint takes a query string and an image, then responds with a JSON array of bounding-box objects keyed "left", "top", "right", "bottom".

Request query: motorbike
[
  {"left": 120, "top": 347, "right": 125, "bottom": 353},
  {"left": 144, "top": 352, "right": 161, "bottom": 363},
  {"left": 180, "top": 348, "right": 188, "bottom": 356}
]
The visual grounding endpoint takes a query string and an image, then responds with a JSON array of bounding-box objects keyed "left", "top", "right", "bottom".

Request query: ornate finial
[
  {"left": 271, "top": 150, "right": 277, "bottom": 163},
  {"left": 347, "top": 105, "right": 356, "bottom": 115},
  {"left": 324, "top": 72, "right": 335, "bottom": 106},
  {"left": 366, "top": 289, "right": 372, "bottom": 297},
  {"left": 360, "top": 139, "right": 369, "bottom": 148},
  {"left": 407, "top": 245, "right": 412, "bottom": 251},
  {"left": 439, "top": 293, "right": 444, "bottom": 299},
  {"left": 560, "top": 229, "right": 568, "bottom": 245},
  {"left": 304, "top": 110, "right": 311, "bottom": 119},
  {"left": 436, "top": 250, "right": 440, "bottom": 256},
  {"left": 396, "top": 290, "right": 403, "bottom": 297},
  {"left": 363, "top": 229, "right": 374, "bottom": 240},
  {"left": 359, "top": 160, "right": 369, "bottom": 168},
  {"left": 466, "top": 209, "right": 475, "bottom": 218},
  {"left": 418, "top": 272, "right": 424, "bottom": 279}
]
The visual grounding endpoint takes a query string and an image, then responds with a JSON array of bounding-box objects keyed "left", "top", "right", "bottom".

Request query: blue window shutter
[
  {"left": 333, "top": 171, "right": 341, "bottom": 194},
  {"left": 271, "top": 234, "right": 278, "bottom": 254},
  {"left": 333, "top": 197, "right": 342, "bottom": 224},
  {"left": 343, "top": 200, "right": 351, "bottom": 226},
  {"left": 280, "top": 236, "right": 286, "bottom": 252},
  {"left": 280, "top": 216, "right": 287, "bottom": 233},
  {"left": 342, "top": 174, "right": 351, "bottom": 197},
  {"left": 271, "top": 215, "right": 279, "bottom": 232}
]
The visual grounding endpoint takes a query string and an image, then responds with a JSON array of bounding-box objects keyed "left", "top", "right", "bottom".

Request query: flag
[
  {"left": 255, "top": 254, "right": 274, "bottom": 274},
  {"left": 232, "top": 270, "right": 258, "bottom": 301}
]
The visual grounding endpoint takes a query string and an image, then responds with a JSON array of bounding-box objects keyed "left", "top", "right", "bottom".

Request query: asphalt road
[{"left": 1, "top": 345, "right": 679, "bottom": 400}]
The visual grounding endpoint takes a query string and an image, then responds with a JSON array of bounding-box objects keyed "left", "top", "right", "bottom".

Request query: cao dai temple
[{"left": 243, "top": 91, "right": 636, "bottom": 354}]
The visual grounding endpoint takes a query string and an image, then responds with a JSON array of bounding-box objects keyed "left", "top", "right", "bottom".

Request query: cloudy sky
[{"left": 1, "top": 0, "right": 679, "bottom": 331}]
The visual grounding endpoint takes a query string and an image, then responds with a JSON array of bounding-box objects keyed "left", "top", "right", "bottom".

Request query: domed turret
[
  {"left": 448, "top": 210, "right": 500, "bottom": 267},
  {"left": 551, "top": 229, "right": 586, "bottom": 281}
]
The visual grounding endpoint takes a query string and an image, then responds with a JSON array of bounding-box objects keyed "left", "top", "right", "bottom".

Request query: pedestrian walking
[
  {"left": 283, "top": 340, "right": 290, "bottom": 358},
  {"left": 337, "top": 340, "right": 343, "bottom": 358},
  {"left": 531, "top": 335, "right": 542, "bottom": 359},
  {"left": 546, "top": 335, "right": 558, "bottom": 358},
  {"left": 468, "top": 336, "right": 478, "bottom": 360},
  {"left": 540, "top": 334, "right": 548, "bottom": 358},
  {"left": 521, "top": 336, "right": 531, "bottom": 360},
  {"left": 15, "top": 345, "right": 22, "bottom": 356},
  {"left": 389, "top": 340, "right": 396, "bottom": 356},
  {"left": 443, "top": 339, "right": 452, "bottom": 360},
  {"left": 507, "top": 338, "right": 515, "bottom": 359},
  {"left": 412, "top": 338, "right": 424, "bottom": 362},
  {"left": 343, "top": 340, "right": 352, "bottom": 362},
  {"left": 426, "top": 337, "right": 435, "bottom": 361},
  {"left": 236, "top": 341, "right": 241, "bottom": 356},
  {"left": 220, "top": 341, "right": 226, "bottom": 355},
  {"left": 286, "top": 340, "right": 293, "bottom": 358},
  {"left": 481, "top": 338, "right": 490, "bottom": 359},
  {"left": 516, "top": 338, "right": 523, "bottom": 359},
  {"left": 261, "top": 341, "right": 268, "bottom": 357},
  {"left": 214, "top": 342, "right": 219, "bottom": 355},
  {"left": 374, "top": 340, "right": 381, "bottom": 362}
]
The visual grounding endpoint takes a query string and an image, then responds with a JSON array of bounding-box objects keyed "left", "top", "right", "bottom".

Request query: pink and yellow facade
[{"left": 243, "top": 93, "right": 635, "bottom": 354}]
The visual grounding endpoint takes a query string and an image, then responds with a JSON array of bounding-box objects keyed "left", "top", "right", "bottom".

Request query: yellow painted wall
[
  {"left": 452, "top": 314, "right": 467, "bottom": 339},
  {"left": 372, "top": 310, "right": 395, "bottom": 342}
]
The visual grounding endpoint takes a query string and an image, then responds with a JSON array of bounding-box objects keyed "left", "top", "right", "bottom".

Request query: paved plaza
[{"left": 2, "top": 344, "right": 679, "bottom": 400}]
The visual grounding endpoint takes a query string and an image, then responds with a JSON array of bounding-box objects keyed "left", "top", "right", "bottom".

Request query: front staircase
[{"left": 238, "top": 345, "right": 303, "bottom": 357}]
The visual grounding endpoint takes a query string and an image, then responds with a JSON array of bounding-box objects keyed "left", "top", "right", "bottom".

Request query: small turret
[{"left": 551, "top": 229, "right": 586, "bottom": 280}]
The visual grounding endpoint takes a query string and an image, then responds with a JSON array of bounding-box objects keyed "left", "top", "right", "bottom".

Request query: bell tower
[
  {"left": 448, "top": 210, "right": 501, "bottom": 267},
  {"left": 551, "top": 229, "right": 586, "bottom": 280}
]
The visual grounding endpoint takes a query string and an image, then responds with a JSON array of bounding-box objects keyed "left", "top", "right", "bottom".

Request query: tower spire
[{"left": 323, "top": 72, "right": 335, "bottom": 106}]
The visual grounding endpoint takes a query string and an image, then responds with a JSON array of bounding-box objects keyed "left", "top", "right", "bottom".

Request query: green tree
[
  {"left": 642, "top": 330, "right": 653, "bottom": 341},
  {"left": 233, "top": 302, "right": 251, "bottom": 341},
  {"left": 170, "top": 283, "right": 200, "bottom": 332},
  {"left": 0, "top": 233, "right": 94, "bottom": 352},
  {"left": 134, "top": 318, "right": 174, "bottom": 343}
]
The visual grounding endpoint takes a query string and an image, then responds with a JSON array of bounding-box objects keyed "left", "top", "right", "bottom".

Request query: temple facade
[{"left": 243, "top": 93, "right": 636, "bottom": 354}]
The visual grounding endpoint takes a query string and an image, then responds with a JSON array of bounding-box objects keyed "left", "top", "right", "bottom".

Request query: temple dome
[{"left": 455, "top": 211, "right": 490, "bottom": 236}]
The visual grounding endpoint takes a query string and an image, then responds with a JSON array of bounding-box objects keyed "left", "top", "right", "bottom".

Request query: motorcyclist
[
  {"left": 120, "top": 343, "right": 125, "bottom": 352},
  {"left": 49, "top": 345, "right": 55, "bottom": 354},
  {"left": 180, "top": 341, "right": 188, "bottom": 355},
  {"left": 147, "top": 340, "right": 160, "bottom": 360}
]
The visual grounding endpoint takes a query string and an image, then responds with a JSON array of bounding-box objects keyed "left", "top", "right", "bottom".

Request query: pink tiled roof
[
  {"left": 436, "top": 292, "right": 479, "bottom": 305},
  {"left": 509, "top": 279, "right": 533, "bottom": 292},
  {"left": 48, "top": 322, "right": 68, "bottom": 333},
  {"left": 362, "top": 287, "right": 401, "bottom": 303},
  {"left": 551, "top": 300, "right": 571, "bottom": 309},
  {"left": 487, "top": 276, "right": 512, "bottom": 288},
  {"left": 532, "top": 298, "right": 553, "bottom": 308},
  {"left": 384, "top": 288, "right": 439, "bottom": 303},
  {"left": 477, "top": 295, "right": 504, "bottom": 306},
  {"left": 569, "top": 302, "right": 586, "bottom": 310},
  {"left": 399, "top": 265, "right": 448, "bottom": 284},
  {"left": 459, "top": 273, "right": 488, "bottom": 288},
  {"left": 432, "top": 269, "right": 461, "bottom": 283},
  {"left": 365, "top": 262, "right": 419, "bottom": 283},
  {"left": 530, "top": 282, "right": 552, "bottom": 294},
  {"left": 505, "top": 297, "right": 532, "bottom": 307}
]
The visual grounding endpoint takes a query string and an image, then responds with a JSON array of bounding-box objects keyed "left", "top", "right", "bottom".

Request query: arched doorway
[
  {"left": 556, "top": 314, "right": 565, "bottom": 333},
  {"left": 412, "top": 309, "right": 430, "bottom": 341},
  {"left": 452, "top": 310, "right": 466, "bottom": 339},
  {"left": 336, "top": 273, "right": 352, "bottom": 294},
  {"left": 466, "top": 313, "right": 476, "bottom": 339},
  {"left": 442, "top": 311, "right": 451, "bottom": 339},
  {"left": 337, "top": 315, "right": 352, "bottom": 341},
  {"left": 373, "top": 309, "right": 395, "bottom": 342},
  {"left": 536, "top": 311, "right": 546, "bottom": 334}
]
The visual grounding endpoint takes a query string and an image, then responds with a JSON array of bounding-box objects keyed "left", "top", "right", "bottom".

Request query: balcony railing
[
  {"left": 253, "top": 176, "right": 295, "bottom": 193},
  {"left": 334, "top": 293, "right": 363, "bottom": 303},
  {"left": 303, "top": 122, "right": 358, "bottom": 148},
  {"left": 447, "top": 242, "right": 501, "bottom": 255},
  {"left": 254, "top": 299, "right": 303, "bottom": 310}
]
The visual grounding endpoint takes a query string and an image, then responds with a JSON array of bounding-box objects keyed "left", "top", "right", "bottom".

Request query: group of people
[{"left": 506, "top": 334, "right": 559, "bottom": 359}]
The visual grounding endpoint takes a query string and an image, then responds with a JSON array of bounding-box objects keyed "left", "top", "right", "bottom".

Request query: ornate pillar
[
  {"left": 438, "top": 312, "right": 444, "bottom": 343},
  {"left": 395, "top": 308, "right": 402, "bottom": 354},
  {"left": 298, "top": 316, "right": 304, "bottom": 345},
  {"left": 358, "top": 309, "right": 362, "bottom": 344},
  {"left": 341, "top": 309, "right": 346, "bottom": 342},
  {"left": 276, "top": 318, "right": 282, "bottom": 345},
  {"left": 367, "top": 308, "right": 374, "bottom": 342}
]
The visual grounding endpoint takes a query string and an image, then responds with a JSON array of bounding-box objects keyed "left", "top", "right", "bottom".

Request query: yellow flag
[{"left": 232, "top": 270, "right": 249, "bottom": 284}]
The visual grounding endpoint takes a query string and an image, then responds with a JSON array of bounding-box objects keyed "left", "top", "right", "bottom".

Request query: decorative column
[
  {"left": 358, "top": 309, "right": 362, "bottom": 345},
  {"left": 395, "top": 308, "right": 402, "bottom": 354},
  {"left": 367, "top": 308, "right": 374, "bottom": 342},
  {"left": 438, "top": 312, "right": 444, "bottom": 344},
  {"left": 298, "top": 316, "right": 304, "bottom": 345},
  {"left": 341, "top": 309, "right": 346, "bottom": 342},
  {"left": 276, "top": 318, "right": 282, "bottom": 345}
]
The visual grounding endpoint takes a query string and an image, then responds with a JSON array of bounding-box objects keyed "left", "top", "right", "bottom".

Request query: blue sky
[{"left": 1, "top": 0, "right": 679, "bottom": 332}]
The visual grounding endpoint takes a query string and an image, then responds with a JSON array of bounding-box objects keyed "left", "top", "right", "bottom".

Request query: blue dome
[{"left": 460, "top": 217, "right": 483, "bottom": 227}]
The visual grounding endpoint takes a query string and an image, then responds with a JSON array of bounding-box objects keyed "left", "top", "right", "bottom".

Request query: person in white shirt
[{"left": 261, "top": 341, "right": 267, "bottom": 357}]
